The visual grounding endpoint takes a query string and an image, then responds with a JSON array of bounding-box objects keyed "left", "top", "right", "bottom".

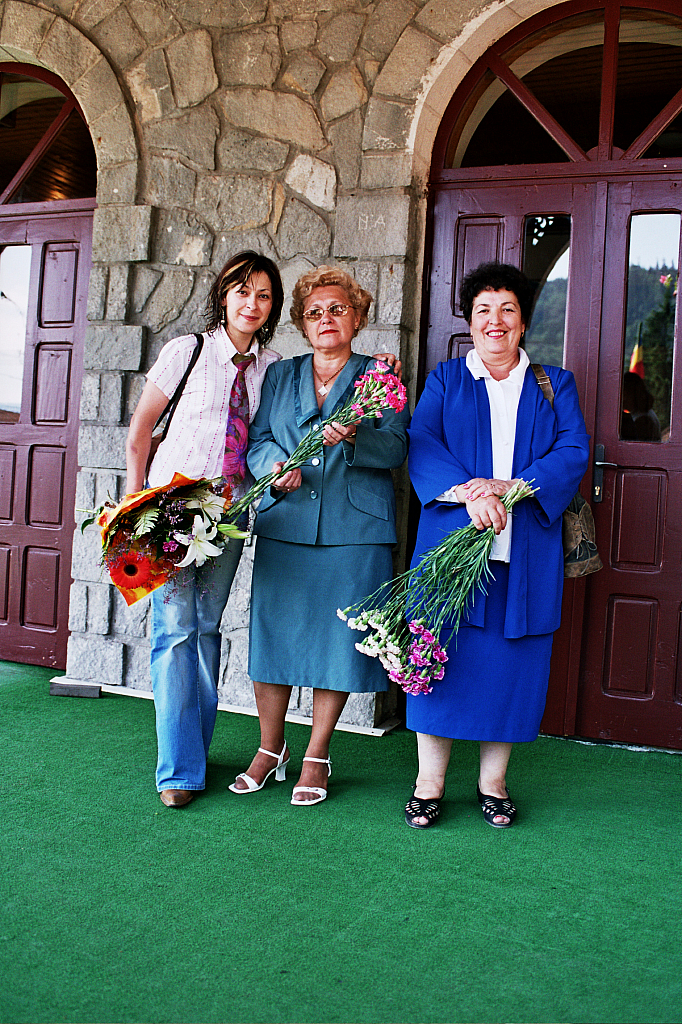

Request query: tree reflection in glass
[
  {"left": 522, "top": 214, "right": 571, "bottom": 368},
  {"left": 622, "top": 214, "right": 680, "bottom": 443}
]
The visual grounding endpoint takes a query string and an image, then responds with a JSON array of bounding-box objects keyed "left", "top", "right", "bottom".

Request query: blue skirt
[
  {"left": 406, "top": 563, "right": 553, "bottom": 743},
  {"left": 249, "top": 538, "right": 392, "bottom": 693}
]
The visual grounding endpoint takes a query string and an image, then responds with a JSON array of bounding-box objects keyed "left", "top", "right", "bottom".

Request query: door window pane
[
  {"left": 446, "top": 16, "right": 603, "bottom": 167},
  {"left": 0, "top": 73, "right": 96, "bottom": 202},
  {"left": 621, "top": 214, "right": 680, "bottom": 442},
  {"left": 0, "top": 245, "right": 31, "bottom": 423},
  {"left": 11, "top": 109, "right": 97, "bottom": 204},
  {"left": 618, "top": 15, "right": 682, "bottom": 158},
  {"left": 522, "top": 215, "right": 571, "bottom": 367}
]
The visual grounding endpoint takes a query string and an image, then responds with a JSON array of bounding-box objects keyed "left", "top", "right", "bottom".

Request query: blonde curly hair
[{"left": 290, "top": 265, "right": 372, "bottom": 338}]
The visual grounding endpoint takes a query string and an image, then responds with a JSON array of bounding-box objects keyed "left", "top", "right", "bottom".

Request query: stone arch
[
  {"left": 0, "top": 0, "right": 139, "bottom": 193},
  {"left": 359, "top": 0, "right": 553, "bottom": 191}
]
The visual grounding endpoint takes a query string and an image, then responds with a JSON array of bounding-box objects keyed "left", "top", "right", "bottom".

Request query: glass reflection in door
[
  {"left": 621, "top": 213, "right": 680, "bottom": 443},
  {"left": 522, "top": 214, "right": 571, "bottom": 367},
  {"left": 0, "top": 244, "right": 31, "bottom": 423}
]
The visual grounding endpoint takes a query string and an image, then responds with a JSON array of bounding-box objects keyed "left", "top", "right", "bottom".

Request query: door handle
[{"left": 592, "top": 443, "right": 618, "bottom": 503}]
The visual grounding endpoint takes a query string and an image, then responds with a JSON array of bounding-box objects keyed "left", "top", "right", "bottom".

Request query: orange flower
[
  {"left": 98, "top": 473, "right": 198, "bottom": 545},
  {"left": 109, "top": 551, "right": 153, "bottom": 590}
]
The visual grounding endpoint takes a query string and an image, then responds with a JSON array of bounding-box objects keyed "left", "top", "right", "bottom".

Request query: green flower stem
[{"left": 342, "top": 480, "right": 537, "bottom": 644}]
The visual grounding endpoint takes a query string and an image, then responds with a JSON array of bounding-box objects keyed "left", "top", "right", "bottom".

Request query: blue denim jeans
[{"left": 150, "top": 538, "right": 244, "bottom": 792}]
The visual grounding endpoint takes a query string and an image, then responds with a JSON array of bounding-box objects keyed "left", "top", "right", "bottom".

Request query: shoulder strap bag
[
  {"left": 531, "top": 363, "right": 603, "bottom": 578},
  {"left": 145, "top": 333, "right": 204, "bottom": 476}
]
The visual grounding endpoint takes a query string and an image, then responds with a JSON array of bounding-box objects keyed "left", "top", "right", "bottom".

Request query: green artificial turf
[{"left": 1, "top": 658, "right": 681, "bottom": 1024}]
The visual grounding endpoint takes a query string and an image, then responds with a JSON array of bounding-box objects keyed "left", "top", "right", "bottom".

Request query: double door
[
  {"left": 425, "top": 175, "right": 682, "bottom": 749},
  {"left": 0, "top": 207, "right": 92, "bottom": 669}
]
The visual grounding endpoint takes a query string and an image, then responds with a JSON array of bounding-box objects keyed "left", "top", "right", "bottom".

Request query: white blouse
[{"left": 438, "top": 347, "right": 529, "bottom": 562}]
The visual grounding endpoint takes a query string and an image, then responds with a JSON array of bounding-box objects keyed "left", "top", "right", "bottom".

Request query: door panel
[
  {"left": 0, "top": 210, "right": 92, "bottom": 668},
  {"left": 576, "top": 180, "right": 682, "bottom": 747}
]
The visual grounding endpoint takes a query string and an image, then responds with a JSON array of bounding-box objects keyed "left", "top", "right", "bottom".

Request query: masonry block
[
  {"left": 85, "top": 324, "right": 144, "bottom": 371},
  {"left": 66, "top": 634, "right": 123, "bottom": 685},
  {"left": 123, "top": 642, "right": 152, "bottom": 691},
  {"left": 92, "top": 206, "right": 152, "bottom": 263},
  {"left": 163, "top": 33, "right": 216, "bottom": 109},
  {"left": 277, "top": 198, "right": 330, "bottom": 259},
  {"left": 154, "top": 209, "right": 213, "bottom": 266},
  {"left": 106, "top": 265, "right": 129, "bottom": 320},
  {"left": 78, "top": 425, "right": 129, "bottom": 471},
  {"left": 87, "top": 582, "right": 113, "bottom": 634},
  {"left": 147, "top": 157, "right": 196, "bottom": 208},
  {"left": 335, "top": 195, "right": 410, "bottom": 258},
  {"left": 217, "top": 27, "right": 281, "bottom": 87}
]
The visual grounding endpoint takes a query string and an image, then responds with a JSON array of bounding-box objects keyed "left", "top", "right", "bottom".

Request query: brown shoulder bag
[{"left": 531, "top": 363, "right": 603, "bottom": 578}]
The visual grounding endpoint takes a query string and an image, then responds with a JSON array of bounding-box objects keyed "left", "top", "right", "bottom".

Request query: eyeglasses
[{"left": 301, "top": 303, "right": 354, "bottom": 322}]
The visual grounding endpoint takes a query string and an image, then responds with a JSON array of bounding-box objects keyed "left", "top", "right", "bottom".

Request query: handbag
[
  {"left": 531, "top": 364, "right": 603, "bottom": 578},
  {"left": 145, "top": 333, "right": 204, "bottom": 476}
]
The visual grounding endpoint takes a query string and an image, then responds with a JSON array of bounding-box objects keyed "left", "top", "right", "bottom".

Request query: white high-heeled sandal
[
  {"left": 228, "top": 743, "right": 289, "bottom": 794},
  {"left": 290, "top": 756, "right": 332, "bottom": 806}
]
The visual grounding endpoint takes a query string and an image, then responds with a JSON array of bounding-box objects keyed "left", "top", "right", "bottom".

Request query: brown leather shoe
[{"left": 159, "top": 789, "right": 195, "bottom": 808}]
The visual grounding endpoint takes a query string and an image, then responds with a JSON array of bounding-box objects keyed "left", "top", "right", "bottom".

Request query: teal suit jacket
[{"left": 247, "top": 352, "right": 410, "bottom": 546}]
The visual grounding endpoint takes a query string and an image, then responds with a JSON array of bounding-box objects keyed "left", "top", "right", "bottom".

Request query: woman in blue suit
[
  {"left": 405, "top": 262, "right": 589, "bottom": 830},
  {"left": 229, "top": 266, "right": 410, "bottom": 805}
]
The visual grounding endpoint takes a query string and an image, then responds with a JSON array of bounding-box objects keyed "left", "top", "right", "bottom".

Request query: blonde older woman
[{"left": 228, "top": 266, "right": 410, "bottom": 805}]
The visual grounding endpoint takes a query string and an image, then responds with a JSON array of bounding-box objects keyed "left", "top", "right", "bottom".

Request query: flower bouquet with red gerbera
[
  {"left": 84, "top": 361, "right": 407, "bottom": 605},
  {"left": 82, "top": 474, "right": 246, "bottom": 606}
]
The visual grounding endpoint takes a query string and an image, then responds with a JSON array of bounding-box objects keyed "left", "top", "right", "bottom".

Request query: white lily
[
  {"left": 186, "top": 489, "right": 228, "bottom": 523},
  {"left": 174, "top": 515, "right": 223, "bottom": 567}
]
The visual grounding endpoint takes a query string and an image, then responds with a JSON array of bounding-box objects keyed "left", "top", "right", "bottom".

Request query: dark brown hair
[
  {"left": 204, "top": 250, "right": 284, "bottom": 346},
  {"left": 459, "top": 262, "right": 534, "bottom": 326}
]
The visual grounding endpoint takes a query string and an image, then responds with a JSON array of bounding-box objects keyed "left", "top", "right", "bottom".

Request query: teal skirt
[{"left": 249, "top": 538, "right": 392, "bottom": 692}]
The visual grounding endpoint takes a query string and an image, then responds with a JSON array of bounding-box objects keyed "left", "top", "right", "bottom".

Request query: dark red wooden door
[
  {"left": 575, "top": 179, "right": 682, "bottom": 747},
  {"left": 424, "top": 180, "right": 597, "bottom": 735},
  {"left": 0, "top": 208, "right": 92, "bottom": 668}
]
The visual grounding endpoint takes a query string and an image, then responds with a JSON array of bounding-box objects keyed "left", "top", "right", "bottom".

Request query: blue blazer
[
  {"left": 248, "top": 352, "right": 410, "bottom": 546},
  {"left": 408, "top": 359, "right": 590, "bottom": 638}
]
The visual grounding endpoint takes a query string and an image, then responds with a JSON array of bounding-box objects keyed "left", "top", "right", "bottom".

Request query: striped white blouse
[{"left": 146, "top": 325, "right": 281, "bottom": 488}]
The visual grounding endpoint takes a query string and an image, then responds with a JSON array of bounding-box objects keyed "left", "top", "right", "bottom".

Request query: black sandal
[
  {"left": 405, "top": 790, "right": 442, "bottom": 829},
  {"left": 477, "top": 784, "right": 516, "bottom": 828}
]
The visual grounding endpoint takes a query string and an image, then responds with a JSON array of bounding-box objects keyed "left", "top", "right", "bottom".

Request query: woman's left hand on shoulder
[{"left": 374, "top": 352, "right": 402, "bottom": 380}]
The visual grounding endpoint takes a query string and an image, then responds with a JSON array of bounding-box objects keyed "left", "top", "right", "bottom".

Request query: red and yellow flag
[{"left": 629, "top": 342, "right": 644, "bottom": 379}]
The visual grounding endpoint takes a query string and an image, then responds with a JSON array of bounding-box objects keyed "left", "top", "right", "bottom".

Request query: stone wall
[{"left": 0, "top": 0, "right": 547, "bottom": 728}]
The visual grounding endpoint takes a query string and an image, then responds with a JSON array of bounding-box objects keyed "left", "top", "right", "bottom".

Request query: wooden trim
[
  {"left": 623, "top": 83, "right": 682, "bottom": 160},
  {"left": 0, "top": 96, "right": 76, "bottom": 205},
  {"left": 431, "top": 157, "right": 682, "bottom": 186},
  {"left": 597, "top": 1, "right": 620, "bottom": 161},
  {"left": 0, "top": 197, "right": 97, "bottom": 218},
  {"left": 486, "top": 53, "right": 587, "bottom": 163}
]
